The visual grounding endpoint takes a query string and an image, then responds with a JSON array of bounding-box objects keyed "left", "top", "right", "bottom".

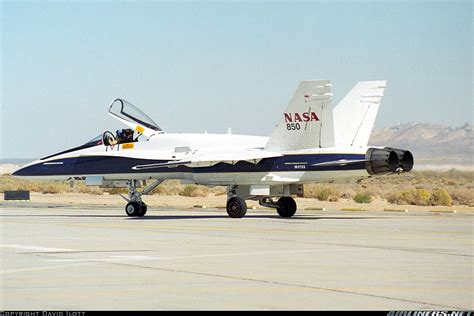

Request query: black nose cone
[
  {"left": 12, "top": 166, "right": 28, "bottom": 177},
  {"left": 11, "top": 163, "right": 39, "bottom": 177}
]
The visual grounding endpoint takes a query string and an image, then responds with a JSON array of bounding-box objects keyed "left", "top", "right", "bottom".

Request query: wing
[{"left": 132, "top": 150, "right": 282, "bottom": 170}]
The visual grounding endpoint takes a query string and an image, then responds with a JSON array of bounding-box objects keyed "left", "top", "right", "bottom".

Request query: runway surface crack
[{"left": 102, "top": 260, "right": 464, "bottom": 310}]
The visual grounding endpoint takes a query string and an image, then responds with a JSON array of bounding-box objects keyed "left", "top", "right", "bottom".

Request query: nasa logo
[{"left": 283, "top": 112, "right": 319, "bottom": 123}]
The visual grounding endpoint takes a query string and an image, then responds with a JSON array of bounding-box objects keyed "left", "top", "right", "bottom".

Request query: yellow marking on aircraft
[
  {"left": 122, "top": 143, "right": 134, "bottom": 150},
  {"left": 135, "top": 125, "right": 145, "bottom": 133}
]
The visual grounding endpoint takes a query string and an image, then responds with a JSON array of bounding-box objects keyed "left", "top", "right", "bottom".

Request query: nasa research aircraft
[{"left": 13, "top": 80, "right": 414, "bottom": 218}]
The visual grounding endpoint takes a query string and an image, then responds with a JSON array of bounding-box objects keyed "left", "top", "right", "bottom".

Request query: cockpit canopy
[
  {"left": 108, "top": 98, "right": 162, "bottom": 135},
  {"left": 41, "top": 99, "right": 161, "bottom": 160}
]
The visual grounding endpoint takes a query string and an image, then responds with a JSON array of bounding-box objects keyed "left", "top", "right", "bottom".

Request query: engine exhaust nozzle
[
  {"left": 385, "top": 147, "right": 414, "bottom": 172},
  {"left": 365, "top": 147, "right": 414, "bottom": 175}
]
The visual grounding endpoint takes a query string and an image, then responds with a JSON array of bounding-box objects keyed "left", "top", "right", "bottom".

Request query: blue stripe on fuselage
[{"left": 13, "top": 154, "right": 366, "bottom": 177}]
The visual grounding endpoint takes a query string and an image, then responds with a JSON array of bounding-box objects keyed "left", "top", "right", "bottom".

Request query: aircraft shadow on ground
[
  {"left": 127, "top": 214, "right": 382, "bottom": 221},
  {"left": 0, "top": 213, "right": 382, "bottom": 220},
  {"left": 0, "top": 214, "right": 125, "bottom": 218}
]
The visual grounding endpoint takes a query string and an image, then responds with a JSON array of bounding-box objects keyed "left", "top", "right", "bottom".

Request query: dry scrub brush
[{"left": 1, "top": 169, "right": 473, "bottom": 206}]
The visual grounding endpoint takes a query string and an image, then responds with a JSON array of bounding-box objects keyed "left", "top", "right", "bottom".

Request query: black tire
[
  {"left": 276, "top": 196, "right": 297, "bottom": 218},
  {"left": 125, "top": 201, "right": 141, "bottom": 217},
  {"left": 226, "top": 197, "right": 247, "bottom": 218},
  {"left": 137, "top": 203, "right": 147, "bottom": 217}
]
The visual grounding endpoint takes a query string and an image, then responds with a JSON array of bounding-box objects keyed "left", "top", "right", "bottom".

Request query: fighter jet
[{"left": 13, "top": 80, "right": 414, "bottom": 218}]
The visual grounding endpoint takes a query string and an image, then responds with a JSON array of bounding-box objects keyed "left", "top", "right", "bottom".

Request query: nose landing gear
[
  {"left": 125, "top": 201, "right": 147, "bottom": 217},
  {"left": 122, "top": 179, "right": 162, "bottom": 217}
]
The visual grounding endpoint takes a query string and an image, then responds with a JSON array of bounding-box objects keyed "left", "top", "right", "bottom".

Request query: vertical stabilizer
[
  {"left": 265, "top": 80, "right": 334, "bottom": 151},
  {"left": 333, "top": 81, "right": 386, "bottom": 147}
]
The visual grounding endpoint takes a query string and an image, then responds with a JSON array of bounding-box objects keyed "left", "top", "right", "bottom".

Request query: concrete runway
[{"left": 0, "top": 205, "right": 472, "bottom": 310}]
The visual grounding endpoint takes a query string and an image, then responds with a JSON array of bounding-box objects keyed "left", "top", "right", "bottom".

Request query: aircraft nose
[
  {"left": 11, "top": 160, "right": 41, "bottom": 178},
  {"left": 12, "top": 165, "right": 31, "bottom": 177}
]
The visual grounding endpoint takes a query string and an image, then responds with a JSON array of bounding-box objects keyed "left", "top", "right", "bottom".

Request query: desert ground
[
  {"left": 0, "top": 192, "right": 471, "bottom": 213},
  {"left": 1, "top": 167, "right": 472, "bottom": 212}
]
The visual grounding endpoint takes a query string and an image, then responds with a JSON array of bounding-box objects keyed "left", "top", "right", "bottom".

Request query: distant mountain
[{"left": 369, "top": 122, "right": 473, "bottom": 166}]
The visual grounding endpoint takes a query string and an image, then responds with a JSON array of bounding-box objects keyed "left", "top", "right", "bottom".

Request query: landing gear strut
[
  {"left": 224, "top": 186, "right": 298, "bottom": 219},
  {"left": 122, "top": 179, "right": 163, "bottom": 217}
]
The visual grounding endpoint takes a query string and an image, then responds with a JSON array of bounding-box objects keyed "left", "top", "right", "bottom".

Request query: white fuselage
[{"left": 14, "top": 133, "right": 372, "bottom": 186}]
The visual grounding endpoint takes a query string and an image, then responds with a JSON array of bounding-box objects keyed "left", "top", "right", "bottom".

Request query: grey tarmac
[{"left": 0, "top": 205, "right": 472, "bottom": 310}]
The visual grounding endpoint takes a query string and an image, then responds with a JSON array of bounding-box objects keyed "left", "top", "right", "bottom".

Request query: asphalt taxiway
[{"left": 0, "top": 205, "right": 472, "bottom": 310}]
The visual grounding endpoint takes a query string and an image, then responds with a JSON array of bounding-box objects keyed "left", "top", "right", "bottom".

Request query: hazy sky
[{"left": 1, "top": 1, "right": 472, "bottom": 159}]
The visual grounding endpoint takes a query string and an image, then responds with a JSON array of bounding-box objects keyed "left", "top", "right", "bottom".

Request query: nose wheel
[
  {"left": 121, "top": 179, "right": 163, "bottom": 217},
  {"left": 125, "top": 201, "right": 147, "bottom": 217}
]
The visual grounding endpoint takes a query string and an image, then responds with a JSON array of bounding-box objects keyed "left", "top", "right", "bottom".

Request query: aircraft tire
[
  {"left": 226, "top": 197, "right": 247, "bottom": 218},
  {"left": 137, "top": 203, "right": 147, "bottom": 217},
  {"left": 125, "top": 201, "right": 142, "bottom": 217},
  {"left": 276, "top": 197, "right": 297, "bottom": 218}
]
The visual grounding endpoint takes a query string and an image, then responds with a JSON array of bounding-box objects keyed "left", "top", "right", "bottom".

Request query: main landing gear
[
  {"left": 226, "top": 196, "right": 248, "bottom": 218},
  {"left": 260, "top": 196, "right": 297, "bottom": 218},
  {"left": 225, "top": 186, "right": 298, "bottom": 218},
  {"left": 122, "top": 179, "right": 163, "bottom": 217}
]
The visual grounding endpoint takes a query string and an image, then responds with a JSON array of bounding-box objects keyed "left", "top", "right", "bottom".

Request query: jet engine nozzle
[
  {"left": 365, "top": 147, "right": 414, "bottom": 175},
  {"left": 365, "top": 148, "right": 399, "bottom": 175},
  {"left": 385, "top": 147, "right": 414, "bottom": 172}
]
